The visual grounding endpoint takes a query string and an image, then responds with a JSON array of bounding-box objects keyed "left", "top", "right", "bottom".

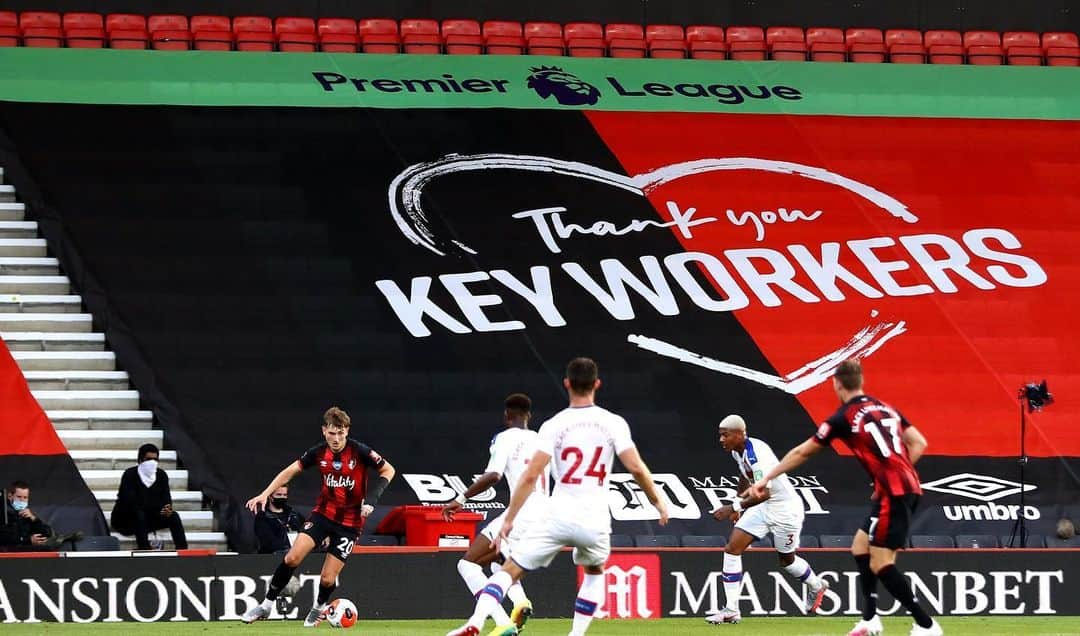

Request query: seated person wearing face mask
[
  {"left": 1, "top": 480, "right": 53, "bottom": 550},
  {"left": 111, "top": 443, "right": 189, "bottom": 550},
  {"left": 254, "top": 484, "right": 304, "bottom": 553}
]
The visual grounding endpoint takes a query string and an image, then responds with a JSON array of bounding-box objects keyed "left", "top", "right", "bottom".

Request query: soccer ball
[{"left": 324, "top": 598, "right": 358, "bottom": 629}]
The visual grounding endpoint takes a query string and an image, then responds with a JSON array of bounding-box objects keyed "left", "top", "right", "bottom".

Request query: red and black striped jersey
[
  {"left": 298, "top": 438, "right": 386, "bottom": 529},
  {"left": 813, "top": 394, "right": 923, "bottom": 497}
]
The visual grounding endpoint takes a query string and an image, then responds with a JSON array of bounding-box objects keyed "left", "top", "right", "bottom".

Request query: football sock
[
  {"left": 468, "top": 570, "right": 512, "bottom": 628},
  {"left": 317, "top": 583, "right": 336, "bottom": 606},
  {"left": 266, "top": 561, "right": 296, "bottom": 601},
  {"left": 458, "top": 560, "right": 513, "bottom": 625},
  {"left": 782, "top": 555, "right": 823, "bottom": 589},
  {"left": 570, "top": 573, "right": 604, "bottom": 635},
  {"left": 877, "top": 565, "right": 933, "bottom": 628},
  {"left": 722, "top": 552, "right": 744, "bottom": 611},
  {"left": 854, "top": 554, "right": 878, "bottom": 621},
  {"left": 506, "top": 580, "right": 528, "bottom": 607}
]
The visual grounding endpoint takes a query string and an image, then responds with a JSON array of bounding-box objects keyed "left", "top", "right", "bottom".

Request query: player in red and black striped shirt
[
  {"left": 750, "top": 361, "right": 941, "bottom": 636},
  {"left": 241, "top": 407, "right": 395, "bottom": 626}
]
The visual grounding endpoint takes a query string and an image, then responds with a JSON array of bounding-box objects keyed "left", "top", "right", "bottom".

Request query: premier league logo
[{"left": 526, "top": 66, "right": 601, "bottom": 106}]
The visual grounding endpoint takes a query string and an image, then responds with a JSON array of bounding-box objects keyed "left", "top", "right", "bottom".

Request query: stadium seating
[
  {"left": 318, "top": 18, "right": 358, "bottom": 53},
  {"left": 687, "top": 25, "right": 726, "bottom": 60},
  {"left": 357, "top": 19, "right": 400, "bottom": 54},
  {"left": 846, "top": 27, "right": 885, "bottom": 63},
  {"left": 751, "top": 535, "right": 774, "bottom": 548},
  {"left": 149, "top": 15, "right": 191, "bottom": 51},
  {"left": 442, "top": 19, "right": 483, "bottom": 55},
  {"left": 524, "top": 21, "right": 563, "bottom": 56},
  {"left": 819, "top": 534, "right": 854, "bottom": 548},
  {"left": 799, "top": 535, "right": 820, "bottom": 548},
  {"left": 682, "top": 535, "right": 726, "bottom": 547},
  {"left": 646, "top": 24, "right": 686, "bottom": 59},
  {"left": 565, "top": 22, "right": 604, "bottom": 57},
  {"left": 0, "top": 11, "right": 1074, "bottom": 69},
  {"left": 955, "top": 534, "right": 999, "bottom": 548},
  {"left": 20, "top": 11, "right": 63, "bottom": 48},
  {"left": 1045, "top": 535, "right": 1080, "bottom": 548},
  {"left": 64, "top": 12, "right": 105, "bottom": 48},
  {"left": 357, "top": 534, "right": 399, "bottom": 546},
  {"left": 233, "top": 16, "right": 273, "bottom": 52},
  {"left": 806, "top": 27, "right": 846, "bottom": 62},
  {"left": 76, "top": 535, "right": 121, "bottom": 551},
  {"left": 483, "top": 20, "right": 524, "bottom": 55},
  {"left": 635, "top": 534, "right": 679, "bottom": 547},
  {"left": 910, "top": 535, "right": 956, "bottom": 548},
  {"left": 191, "top": 15, "right": 232, "bottom": 51},
  {"left": 610, "top": 534, "right": 634, "bottom": 547},
  {"left": 1001, "top": 535, "right": 1046, "bottom": 548},
  {"left": 767, "top": 26, "right": 807, "bottom": 61}
]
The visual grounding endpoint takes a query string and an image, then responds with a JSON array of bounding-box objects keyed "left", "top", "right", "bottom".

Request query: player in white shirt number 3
[
  {"left": 706, "top": 414, "right": 829, "bottom": 625},
  {"left": 447, "top": 357, "right": 670, "bottom": 636}
]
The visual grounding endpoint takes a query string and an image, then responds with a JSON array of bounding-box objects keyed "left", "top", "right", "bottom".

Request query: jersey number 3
[{"left": 561, "top": 446, "right": 608, "bottom": 485}]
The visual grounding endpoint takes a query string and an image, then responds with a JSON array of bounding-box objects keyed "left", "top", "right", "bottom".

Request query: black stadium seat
[
  {"left": 635, "top": 534, "right": 678, "bottom": 548},
  {"left": 357, "top": 535, "right": 398, "bottom": 546},
  {"left": 1044, "top": 535, "right": 1080, "bottom": 548},
  {"left": 610, "top": 534, "right": 634, "bottom": 547},
  {"left": 682, "top": 535, "right": 726, "bottom": 547},
  {"left": 1000, "top": 535, "right": 1045, "bottom": 548},
  {"left": 819, "top": 534, "right": 854, "bottom": 548},
  {"left": 910, "top": 535, "right": 956, "bottom": 548},
  {"left": 751, "top": 535, "right": 773, "bottom": 548},
  {"left": 799, "top": 535, "right": 820, "bottom": 548},
  {"left": 77, "top": 535, "right": 121, "bottom": 551},
  {"left": 955, "top": 534, "right": 998, "bottom": 548}
]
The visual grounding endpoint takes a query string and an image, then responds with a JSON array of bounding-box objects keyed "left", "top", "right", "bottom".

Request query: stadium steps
[
  {"left": 0, "top": 294, "right": 83, "bottom": 312},
  {"left": 0, "top": 186, "right": 224, "bottom": 552},
  {"left": 111, "top": 531, "right": 227, "bottom": 551}
]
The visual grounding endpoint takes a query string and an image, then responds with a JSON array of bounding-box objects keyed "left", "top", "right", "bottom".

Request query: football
[{"left": 324, "top": 598, "right": 359, "bottom": 629}]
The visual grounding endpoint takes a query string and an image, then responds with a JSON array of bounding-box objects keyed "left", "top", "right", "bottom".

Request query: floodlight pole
[{"left": 1007, "top": 395, "right": 1028, "bottom": 548}]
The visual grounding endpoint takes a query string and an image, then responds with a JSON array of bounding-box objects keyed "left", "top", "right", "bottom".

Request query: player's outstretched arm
[
  {"left": 902, "top": 425, "right": 928, "bottom": 464},
  {"left": 618, "top": 447, "right": 669, "bottom": 526},
  {"left": 246, "top": 461, "right": 303, "bottom": 513},
  {"left": 750, "top": 437, "right": 824, "bottom": 498},
  {"left": 442, "top": 471, "right": 501, "bottom": 521}
]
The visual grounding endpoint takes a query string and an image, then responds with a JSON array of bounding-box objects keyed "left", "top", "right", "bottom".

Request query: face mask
[
  {"left": 271, "top": 497, "right": 288, "bottom": 509},
  {"left": 138, "top": 459, "right": 158, "bottom": 480},
  {"left": 10, "top": 500, "right": 27, "bottom": 512}
]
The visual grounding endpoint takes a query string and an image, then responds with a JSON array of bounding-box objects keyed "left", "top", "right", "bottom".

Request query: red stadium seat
[
  {"left": 400, "top": 18, "right": 441, "bottom": 54},
  {"left": 606, "top": 23, "right": 645, "bottom": 58},
  {"left": 1043, "top": 32, "right": 1080, "bottom": 67},
  {"left": 0, "top": 11, "right": 17, "bottom": 47},
  {"left": 317, "top": 18, "right": 357, "bottom": 53},
  {"left": 806, "top": 27, "right": 845, "bottom": 62},
  {"left": 525, "top": 22, "right": 563, "bottom": 56},
  {"left": 20, "top": 11, "right": 63, "bottom": 48},
  {"left": 925, "top": 30, "right": 963, "bottom": 64},
  {"left": 442, "top": 19, "right": 482, "bottom": 55},
  {"left": 191, "top": 15, "right": 232, "bottom": 51},
  {"left": 885, "top": 29, "right": 924, "bottom": 64},
  {"left": 63, "top": 12, "right": 104, "bottom": 48},
  {"left": 726, "top": 26, "right": 766, "bottom": 60},
  {"left": 483, "top": 20, "right": 523, "bottom": 55},
  {"left": 149, "top": 15, "right": 191, "bottom": 51},
  {"left": 275, "top": 17, "right": 316, "bottom": 52},
  {"left": 106, "top": 14, "right": 148, "bottom": 50},
  {"left": 687, "top": 25, "right": 726, "bottom": 60},
  {"left": 233, "top": 15, "right": 273, "bottom": 52},
  {"left": 565, "top": 22, "right": 604, "bottom": 57},
  {"left": 767, "top": 26, "right": 807, "bottom": 61},
  {"left": 846, "top": 27, "right": 885, "bottom": 63},
  {"left": 1002, "top": 31, "right": 1041, "bottom": 65},
  {"left": 357, "top": 19, "right": 400, "bottom": 54},
  {"left": 964, "top": 30, "right": 1003, "bottom": 65},
  {"left": 647, "top": 25, "right": 686, "bottom": 59}
]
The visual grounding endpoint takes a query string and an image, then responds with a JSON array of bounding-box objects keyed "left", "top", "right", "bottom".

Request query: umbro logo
[{"left": 921, "top": 473, "right": 1036, "bottom": 502}]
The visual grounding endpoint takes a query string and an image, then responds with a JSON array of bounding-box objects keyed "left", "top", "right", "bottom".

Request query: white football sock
[
  {"left": 570, "top": 573, "right": 604, "bottom": 635},
  {"left": 783, "top": 555, "right": 823, "bottom": 589},
  {"left": 458, "top": 560, "right": 512, "bottom": 625},
  {"left": 467, "top": 570, "right": 513, "bottom": 628},
  {"left": 723, "top": 553, "right": 743, "bottom": 611}
]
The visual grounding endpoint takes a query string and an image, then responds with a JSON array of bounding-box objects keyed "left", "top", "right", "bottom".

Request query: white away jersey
[
  {"left": 484, "top": 427, "right": 547, "bottom": 496},
  {"left": 536, "top": 404, "right": 635, "bottom": 531},
  {"left": 732, "top": 436, "right": 800, "bottom": 511}
]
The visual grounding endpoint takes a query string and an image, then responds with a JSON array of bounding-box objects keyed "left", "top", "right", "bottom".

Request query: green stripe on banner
[{"left": 2, "top": 48, "right": 1080, "bottom": 119}]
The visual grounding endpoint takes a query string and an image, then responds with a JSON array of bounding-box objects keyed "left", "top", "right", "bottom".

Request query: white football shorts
[
  {"left": 734, "top": 502, "right": 805, "bottom": 553},
  {"left": 508, "top": 517, "right": 610, "bottom": 570}
]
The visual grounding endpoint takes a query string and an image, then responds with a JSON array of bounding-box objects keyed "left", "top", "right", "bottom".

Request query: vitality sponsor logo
[
  {"left": 922, "top": 473, "right": 1040, "bottom": 521},
  {"left": 527, "top": 66, "right": 601, "bottom": 106},
  {"left": 580, "top": 554, "right": 661, "bottom": 619},
  {"left": 324, "top": 474, "right": 356, "bottom": 490}
]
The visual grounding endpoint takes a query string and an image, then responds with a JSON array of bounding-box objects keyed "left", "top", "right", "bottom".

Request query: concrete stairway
[{"left": 0, "top": 168, "right": 226, "bottom": 551}]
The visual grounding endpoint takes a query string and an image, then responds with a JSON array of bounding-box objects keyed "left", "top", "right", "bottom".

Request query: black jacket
[
  {"left": 0, "top": 501, "right": 53, "bottom": 549},
  {"left": 254, "top": 506, "right": 304, "bottom": 553},
  {"left": 110, "top": 466, "right": 173, "bottom": 534}
]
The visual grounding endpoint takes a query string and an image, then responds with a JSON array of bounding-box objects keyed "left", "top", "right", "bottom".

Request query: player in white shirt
[
  {"left": 706, "top": 414, "right": 828, "bottom": 625},
  {"left": 441, "top": 394, "right": 544, "bottom": 633},
  {"left": 447, "top": 357, "right": 670, "bottom": 636}
]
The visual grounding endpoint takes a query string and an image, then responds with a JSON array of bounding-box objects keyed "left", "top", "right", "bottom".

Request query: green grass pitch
[{"left": 6, "top": 617, "right": 1080, "bottom": 635}]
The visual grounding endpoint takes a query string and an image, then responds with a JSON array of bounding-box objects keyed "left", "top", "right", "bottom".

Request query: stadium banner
[
  {"left": 0, "top": 549, "right": 1075, "bottom": 622},
  {"left": 0, "top": 48, "right": 1079, "bottom": 119}
]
